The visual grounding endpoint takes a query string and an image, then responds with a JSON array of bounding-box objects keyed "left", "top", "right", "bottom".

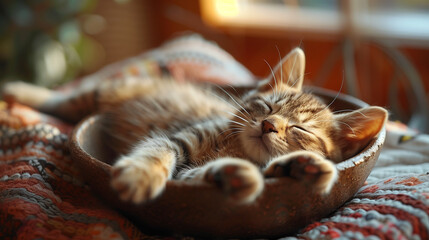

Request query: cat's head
[{"left": 232, "top": 48, "right": 387, "bottom": 165}]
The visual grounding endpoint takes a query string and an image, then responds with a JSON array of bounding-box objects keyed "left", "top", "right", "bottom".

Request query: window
[{"left": 201, "top": 0, "right": 429, "bottom": 44}]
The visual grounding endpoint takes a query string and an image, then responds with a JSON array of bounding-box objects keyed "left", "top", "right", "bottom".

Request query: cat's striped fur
[{"left": 3, "top": 48, "right": 388, "bottom": 204}]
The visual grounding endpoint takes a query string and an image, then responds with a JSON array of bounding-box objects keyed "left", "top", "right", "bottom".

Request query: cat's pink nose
[{"left": 262, "top": 120, "right": 278, "bottom": 134}]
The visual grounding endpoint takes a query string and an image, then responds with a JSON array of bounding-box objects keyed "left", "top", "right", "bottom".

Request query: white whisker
[
  {"left": 275, "top": 45, "right": 283, "bottom": 89},
  {"left": 332, "top": 109, "right": 353, "bottom": 114},
  {"left": 311, "top": 70, "right": 345, "bottom": 120},
  {"left": 298, "top": 39, "right": 303, "bottom": 49},
  {"left": 208, "top": 92, "right": 244, "bottom": 116},
  {"left": 213, "top": 85, "right": 251, "bottom": 117},
  {"left": 224, "top": 83, "right": 239, "bottom": 95},
  {"left": 332, "top": 109, "right": 369, "bottom": 118},
  {"left": 324, "top": 70, "right": 344, "bottom": 111},
  {"left": 227, "top": 111, "right": 249, "bottom": 123},
  {"left": 264, "top": 59, "right": 279, "bottom": 98},
  {"left": 290, "top": 73, "right": 305, "bottom": 89},
  {"left": 337, "top": 122, "right": 356, "bottom": 135},
  {"left": 267, "top": 83, "right": 276, "bottom": 93},
  {"left": 218, "top": 128, "right": 243, "bottom": 136},
  {"left": 312, "top": 119, "right": 356, "bottom": 136},
  {"left": 226, "top": 119, "right": 246, "bottom": 127},
  {"left": 224, "top": 131, "right": 243, "bottom": 140}
]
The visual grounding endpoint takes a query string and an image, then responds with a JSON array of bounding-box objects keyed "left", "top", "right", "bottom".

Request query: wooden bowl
[{"left": 69, "top": 87, "right": 386, "bottom": 238}]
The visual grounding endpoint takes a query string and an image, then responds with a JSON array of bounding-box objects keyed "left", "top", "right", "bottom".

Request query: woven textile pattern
[
  {"left": 0, "top": 103, "right": 147, "bottom": 239},
  {"left": 296, "top": 174, "right": 429, "bottom": 239}
]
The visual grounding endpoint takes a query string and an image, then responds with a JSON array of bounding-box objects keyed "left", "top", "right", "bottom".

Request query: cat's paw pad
[
  {"left": 264, "top": 152, "right": 337, "bottom": 194},
  {"left": 204, "top": 158, "right": 263, "bottom": 203},
  {"left": 110, "top": 156, "right": 168, "bottom": 204}
]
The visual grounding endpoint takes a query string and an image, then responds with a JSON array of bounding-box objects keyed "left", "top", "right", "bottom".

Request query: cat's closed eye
[
  {"left": 292, "top": 125, "right": 309, "bottom": 133},
  {"left": 262, "top": 100, "right": 272, "bottom": 114},
  {"left": 290, "top": 125, "right": 313, "bottom": 137},
  {"left": 248, "top": 97, "right": 272, "bottom": 115}
]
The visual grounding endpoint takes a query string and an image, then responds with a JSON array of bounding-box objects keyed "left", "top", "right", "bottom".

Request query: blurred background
[{"left": 1, "top": 0, "right": 429, "bottom": 131}]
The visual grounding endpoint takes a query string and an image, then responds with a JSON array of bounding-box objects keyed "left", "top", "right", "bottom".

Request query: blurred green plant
[{"left": 0, "top": 0, "right": 101, "bottom": 87}]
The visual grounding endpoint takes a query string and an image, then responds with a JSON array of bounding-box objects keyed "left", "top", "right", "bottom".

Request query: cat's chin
[
  {"left": 251, "top": 136, "right": 269, "bottom": 151},
  {"left": 240, "top": 134, "right": 271, "bottom": 165}
]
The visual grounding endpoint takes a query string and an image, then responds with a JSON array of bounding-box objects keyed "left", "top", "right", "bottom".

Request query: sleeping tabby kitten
[{"left": 3, "top": 48, "right": 387, "bottom": 204}]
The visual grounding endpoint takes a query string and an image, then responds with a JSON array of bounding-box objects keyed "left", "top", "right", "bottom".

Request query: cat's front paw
[
  {"left": 111, "top": 156, "right": 169, "bottom": 204},
  {"left": 204, "top": 158, "right": 263, "bottom": 203},
  {"left": 264, "top": 151, "right": 338, "bottom": 194}
]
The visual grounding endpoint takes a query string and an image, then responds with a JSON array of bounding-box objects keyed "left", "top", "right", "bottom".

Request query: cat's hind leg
[
  {"left": 2, "top": 81, "right": 94, "bottom": 122},
  {"left": 264, "top": 151, "right": 338, "bottom": 194},
  {"left": 2, "top": 78, "right": 144, "bottom": 122},
  {"left": 3, "top": 81, "right": 58, "bottom": 110},
  {"left": 178, "top": 158, "right": 264, "bottom": 203}
]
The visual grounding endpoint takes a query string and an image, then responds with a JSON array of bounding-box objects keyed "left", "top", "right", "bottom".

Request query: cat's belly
[
  {"left": 100, "top": 83, "right": 234, "bottom": 155},
  {"left": 203, "top": 140, "right": 261, "bottom": 167}
]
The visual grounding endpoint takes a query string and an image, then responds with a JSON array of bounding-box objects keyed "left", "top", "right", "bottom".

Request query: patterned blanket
[{"left": 1, "top": 35, "right": 429, "bottom": 240}]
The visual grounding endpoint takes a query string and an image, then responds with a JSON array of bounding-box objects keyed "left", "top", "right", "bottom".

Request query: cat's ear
[
  {"left": 335, "top": 106, "right": 388, "bottom": 159},
  {"left": 259, "top": 47, "right": 305, "bottom": 92}
]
